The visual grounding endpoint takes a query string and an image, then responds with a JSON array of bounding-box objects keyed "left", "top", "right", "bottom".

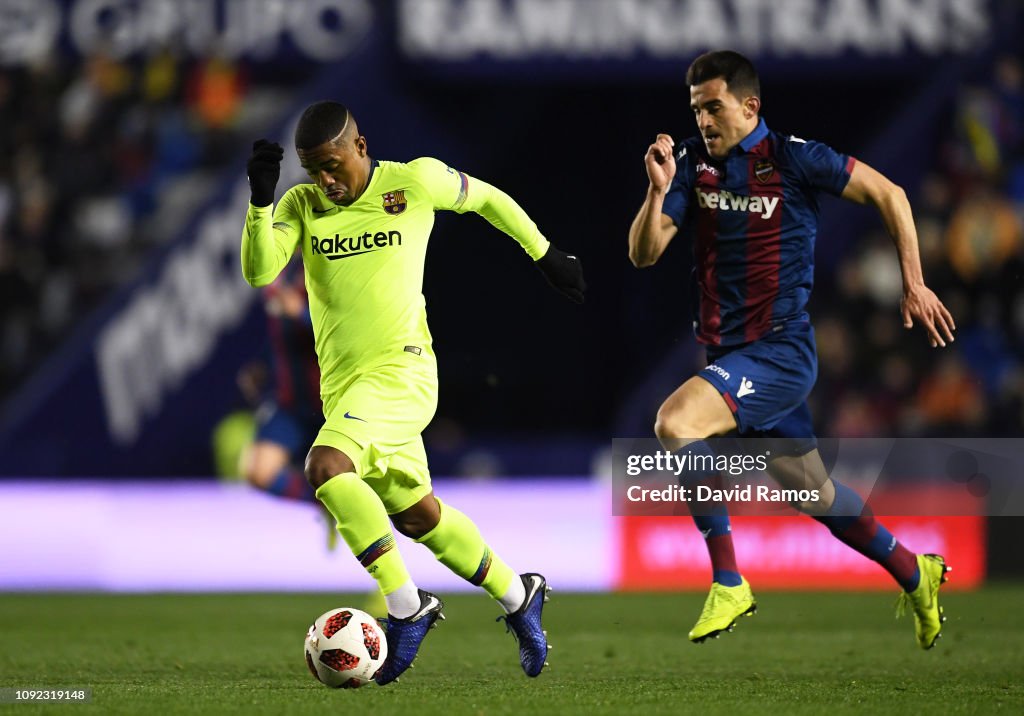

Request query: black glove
[
  {"left": 535, "top": 245, "right": 586, "bottom": 304},
  {"left": 247, "top": 139, "right": 284, "bottom": 207}
]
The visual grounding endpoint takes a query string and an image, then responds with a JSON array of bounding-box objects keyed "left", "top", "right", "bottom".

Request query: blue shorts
[
  {"left": 697, "top": 321, "right": 818, "bottom": 456},
  {"left": 254, "top": 401, "right": 322, "bottom": 459}
]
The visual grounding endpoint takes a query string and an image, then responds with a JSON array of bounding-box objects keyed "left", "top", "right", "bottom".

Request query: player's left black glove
[{"left": 535, "top": 245, "right": 586, "bottom": 304}]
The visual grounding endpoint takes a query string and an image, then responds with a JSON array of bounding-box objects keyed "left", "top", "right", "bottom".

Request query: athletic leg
[{"left": 654, "top": 375, "right": 755, "bottom": 642}]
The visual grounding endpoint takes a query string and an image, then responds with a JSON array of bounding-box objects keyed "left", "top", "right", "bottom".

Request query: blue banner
[
  {"left": 395, "top": 0, "right": 1001, "bottom": 80},
  {"left": 2, "top": 0, "right": 1009, "bottom": 74},
  {"left": 0, "top": 0, "right": 376, "bottom": 65}
]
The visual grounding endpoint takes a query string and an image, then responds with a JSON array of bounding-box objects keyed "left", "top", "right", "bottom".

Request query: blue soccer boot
[
  {"left": 497, "top": 573, "right": 551, "bottom": 677},
  {"left": 374, "top": 589, "right": 444, "bottom": 685}
]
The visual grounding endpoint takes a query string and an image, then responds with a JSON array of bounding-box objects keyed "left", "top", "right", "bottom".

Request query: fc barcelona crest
[
  {"left": 754, "top": 159, "right": 775, "bottom": 183},
  {"left": 382, "top": 190, "right": 407, "bottom": 215}
]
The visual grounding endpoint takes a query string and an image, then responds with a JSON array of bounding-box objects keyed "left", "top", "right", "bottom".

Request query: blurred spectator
[
  {"left": 187, "top": 56, "right": 246, "bottom": 131},
  {"left": 856, "top": 233, "right": 905, "bottom": 307},
  {"left": 186, "top": 56, "right": 248, "bottom": 166},
  {"left": 0, "top": 47, "right": 290, "bottom": 401},
  {"left": 909, "top": 354, "right": 987, "bottom": 433},
  {"left": 828, "top": 394, "right": 883, "bottom": 438},
  {"left": 945, "top": 184, "right": 1021, "bottom": 282},
  {"left": 812, "top": 53, "right": 1024, "bottom": 439}
]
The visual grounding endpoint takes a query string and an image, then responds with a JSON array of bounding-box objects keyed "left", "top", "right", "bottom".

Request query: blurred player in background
[
  {"left": 239, "top": 257, "right": 322, "bottom": 506},
  {"left": 629, "top": 51, "right": 956, "bottom": 649},
  {"left": 241, "top": 101, "right": 585, "bottom": 684}
]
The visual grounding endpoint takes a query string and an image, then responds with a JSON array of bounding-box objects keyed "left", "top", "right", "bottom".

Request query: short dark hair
[
  {"left": 685, "top": 51, "right": 760, "bottom": 100},
  {"left": 295, "top": 101, "right": 351, "bottom": 150}
]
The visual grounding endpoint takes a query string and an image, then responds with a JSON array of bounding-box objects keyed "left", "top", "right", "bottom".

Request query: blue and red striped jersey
[
  {"left": 262, "top": 259, "right": 322, "bottom": 418},
  {"left": 662, "top": 118, "right": 855, "bottom": 346}
]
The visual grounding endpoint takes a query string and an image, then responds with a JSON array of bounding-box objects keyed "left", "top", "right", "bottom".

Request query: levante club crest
[
  {"left": 753, "top": 159, "right": 775, "bottom": 183},
  {"left": 382, "top": 190, "right": 407, "bottom": 215}
]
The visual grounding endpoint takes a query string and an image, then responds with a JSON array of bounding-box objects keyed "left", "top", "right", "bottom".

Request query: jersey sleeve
[
  {"left": 241, "top": 187, "right": 303, "bottom": 287},
  {"left": 407, "top": 156, "right": 470, "bottom": 211},
  {"left": 661, "top": 145, "right": 693, "bottom": 228},
  {"left": 410, "top": 156, "right": 550, "bottom": 260},
  {"left": 787, "top": 137, "right": 855, "bottom": 197}
]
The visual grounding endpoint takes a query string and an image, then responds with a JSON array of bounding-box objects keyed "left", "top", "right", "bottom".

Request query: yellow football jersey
[{"left": 242, "top": 157, "right": 548, "bottom": 398}]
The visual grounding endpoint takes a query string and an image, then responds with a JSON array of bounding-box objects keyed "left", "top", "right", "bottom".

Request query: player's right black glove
[
  {"left": 535, "top": 245, "right": 586, "bottom": 304},
  {"left": 247, "top": 139, "right": 284, "bottom": 207}
]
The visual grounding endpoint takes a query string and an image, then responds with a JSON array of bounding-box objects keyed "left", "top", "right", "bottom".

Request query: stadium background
[{"left": 0, "top": 0, "right": 1022, "bottom": 595}]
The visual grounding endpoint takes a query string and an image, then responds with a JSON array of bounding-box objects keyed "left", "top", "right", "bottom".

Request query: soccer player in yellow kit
[{"left": 241, "top": 101, "right": 585, "bottom": 685}]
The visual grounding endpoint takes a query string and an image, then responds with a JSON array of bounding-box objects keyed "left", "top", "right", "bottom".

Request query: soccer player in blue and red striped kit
[
  {"left": 240, "top": 258, "right": 323, "bottom": 505},
  {"left": 628, "top": 51, "right": 957, "bottom": 649}
]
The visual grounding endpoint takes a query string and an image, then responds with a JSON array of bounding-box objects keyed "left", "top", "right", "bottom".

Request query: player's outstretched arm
[
  {"left": 241, "top": 140, "right": 301, "bottom": 287},
  {"left": 629, "top": 133, "right": 679, "bottom": 268},
  {"left": 841, "top": 160, "right": 956, "bottom": 348},
  {"left": 458, "top": 174, "right": 586, "bottom": 303}
]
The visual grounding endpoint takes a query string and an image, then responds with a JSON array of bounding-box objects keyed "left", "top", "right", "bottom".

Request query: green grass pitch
[{"left": 2, "top": 587, "right": 1022, "bottom": 715}]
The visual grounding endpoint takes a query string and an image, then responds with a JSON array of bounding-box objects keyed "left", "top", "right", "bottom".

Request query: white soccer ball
[{"left": 304, "top": 607, "right": 388, "bottom": 688}]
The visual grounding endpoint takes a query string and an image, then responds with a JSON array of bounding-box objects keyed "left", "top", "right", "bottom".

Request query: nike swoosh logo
[
  {"left": 344, "top": 412, "right": 367, "bottom": 422},
  {"left": 412, "top": 595, "right": 441, "bottom": 620},
  {"left": 312, "top": 206, "right": 336, "bottom": 214}
]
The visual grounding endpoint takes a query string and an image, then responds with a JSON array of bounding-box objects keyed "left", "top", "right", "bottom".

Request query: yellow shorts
[{"left": 313, "top": 352, "right": 438, "bottom": 515}]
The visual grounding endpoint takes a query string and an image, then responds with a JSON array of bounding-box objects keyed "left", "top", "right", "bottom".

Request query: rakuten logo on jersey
[
  {"left": 311, "top": 230, "right": 402, "bottom": 260},
  {"left": 695, "top": 189, "right": 779, "bottom": 220}
]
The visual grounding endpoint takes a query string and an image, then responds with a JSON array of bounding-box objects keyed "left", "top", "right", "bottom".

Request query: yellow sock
[
  {"left": 415, "top": 498, "right": 515, "bottom": 599},
  {"left": 316, "top": 473, "right": 410, "bottom": 595}
]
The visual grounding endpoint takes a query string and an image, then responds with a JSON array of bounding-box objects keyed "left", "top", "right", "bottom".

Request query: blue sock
[
  {"left": 266, "top": 467, "right": 316, "bottom": 502},
  {"left": 677, "top": 441, "right": 741, "bottom": 587},
  {"left": 814, "top": 480, "right": 920, "bottom": 591}
]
